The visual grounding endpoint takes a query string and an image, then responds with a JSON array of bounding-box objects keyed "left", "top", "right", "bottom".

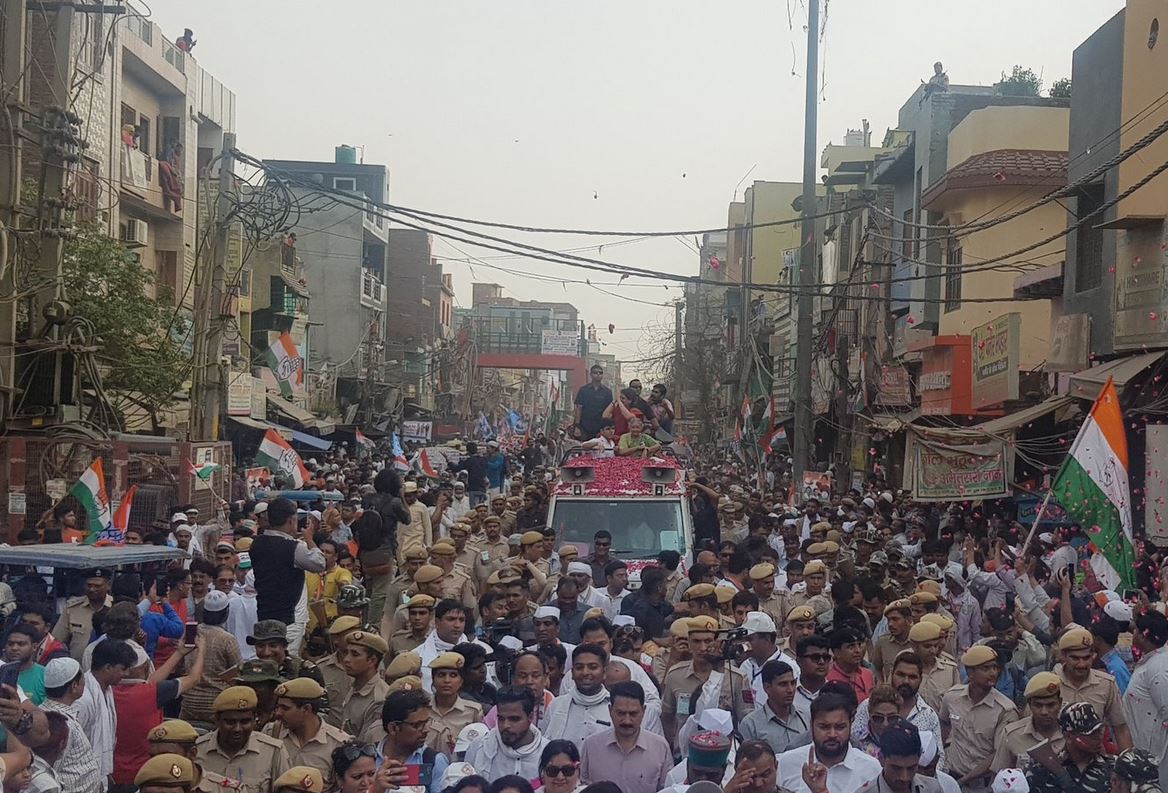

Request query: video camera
[
  {"left": 722, "top": 626, "right": 751, "bottom": 662},
  {"left": 484, "top": 618, "right": 520, "bottom": 685}
]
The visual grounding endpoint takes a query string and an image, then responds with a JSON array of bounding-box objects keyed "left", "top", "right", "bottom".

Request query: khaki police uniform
[
  {"left": 439, "top": 566, "right": 478, "bottom": 611},
  {"left": 263, "top": 719, "right": 351, "bottom": 791},
  {"left": 871, "top": 633, "right": 913, "bottom": 682},
  {"left": 939, "top": 684, "right": 1018, "bottom": 784},
  {"left": 195, "top": 731, "right": 290, "bottom": 793},
  {"left": 390, "top": 630, "right": 428, "bottom": 658},
  {"left": 427, "top": 697, "right": 484, "bottom": 758},
  {"left": 992, "top": 716, "right": 1065, "bottom": 773},
  {"left": 661, "top": 661, "right": 751, "bottom": 728},
  {"left": 1057, "top": 668, "right": 1127, "bottom": 734},
  {"left": 473, "top": 537, "right": 511, "bottom": 588},
  {"left": 918, "top": 656, "right": 960, "bottom": 713},
  {"left": 317, "top": 654, "right": 351, "bottom": 728},
  {"left": 51, "top": 594, "right": 112, "bottom": 661},
  {"left": 341, "top": 674, "right": 390, "bottom": 744},
  {"left": 756, "top": 593, "right": 788, "bottom": 630}
]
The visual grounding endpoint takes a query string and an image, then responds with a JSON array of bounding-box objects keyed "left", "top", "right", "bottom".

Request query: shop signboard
[
  {"left": 401, "top": 420, "right": 432, "bottom": 443},
  {"left": 876, "top": 366, "right": 912, "bottom": 406},
  {"left": 227, "top": 371, "right": 253, "bottom": 416},
  {"left": 905, "top": 434, "right": 1010, "bottom": 501},
  {"left": 540, "top": 330, "right": 579, "bottom": 355},
  {"left": 970, "top": 313, "right": 1020, "bottom": 408},
  {"left": 1047, "top": 313, "right": 1091, "bottom": 373}
]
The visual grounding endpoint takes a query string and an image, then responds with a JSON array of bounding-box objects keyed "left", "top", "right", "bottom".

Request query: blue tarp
[{"left": 288, "top": 429, "right": 332, "bottom": 451}]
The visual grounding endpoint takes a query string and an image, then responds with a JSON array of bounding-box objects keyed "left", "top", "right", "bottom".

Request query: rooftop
[{"left": 922, "top": 149, "right": 1068, "bottom": 208}]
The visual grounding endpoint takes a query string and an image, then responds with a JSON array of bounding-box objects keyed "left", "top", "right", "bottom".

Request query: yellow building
[{"left": 921, "top": 106, "right": 1070, "bottom": 381}]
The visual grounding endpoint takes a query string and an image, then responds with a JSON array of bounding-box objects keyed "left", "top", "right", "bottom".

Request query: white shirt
[
  {"left": 934, "top": 771, "right": 961, "bottom": 793},
  {"left": 588, "top": 586, "right": 629, "bottom": 621},
  {"left": 559, "top": 655, "right": 661, "bottom": 707},
  {"left": 1123, "top": 644, "right": 1168, "bottom": 767},
  {"left": 464, "top": 728, "right": 549, "bottom": 782},
  {"left": 73, "top": 671, "right": 117, "bottom": 777},
  {"left": 739, "top": 649, "right": 800, "bottom": 709},
  {"left": 778, "top": 744, "right": 882, "bottom": 793},
  {"left": 541, "top": 694, "right": 611, "bottom": 744}
]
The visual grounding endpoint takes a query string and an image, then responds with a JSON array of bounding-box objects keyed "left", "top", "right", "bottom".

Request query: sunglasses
[
  {"left": 543, "top": 765, "right": 578, "bottom": 778},
  {"left": 869, "top": 713, "right": 900, "bottom": 724},
  {"left": 800, "top": 653, "right": 831, "bottom": 662},
  {"left": 339, "top": 744, "right": 377, "bottom": 761}
]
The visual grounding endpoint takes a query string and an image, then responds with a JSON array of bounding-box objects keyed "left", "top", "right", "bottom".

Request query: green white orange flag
[
  {"left": 265, "top": 332, "right": 303, "bottom": 398},
  {"left": 1050, "top": 377, "right": 1136, "bottom": 591},
  {"left": 67, "top": 458, "right": 113, "bottom": 544},
  {"left": 254, "top": 428, "right": 310, "bottom": 488}
]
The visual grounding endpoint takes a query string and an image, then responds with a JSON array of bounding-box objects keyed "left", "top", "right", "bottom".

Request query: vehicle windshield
[{"left": 551, "top": 499, "right": 685, "bottom": 558}]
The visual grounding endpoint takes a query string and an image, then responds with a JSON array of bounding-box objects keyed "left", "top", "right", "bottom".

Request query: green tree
[
  {"left": 1050, "top": 77, "right": 1072, "bottom": 98},
  {"left": 61, "top": 225, "right": 191, "bottom": 430},
  {"left": 997, "top": 65, "right": 1042, "bottom": 97}
]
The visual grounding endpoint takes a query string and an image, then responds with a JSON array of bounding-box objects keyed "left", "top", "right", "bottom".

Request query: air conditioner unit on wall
[{"left": 122, "top": 218, "right": 148, "bottom": 248}]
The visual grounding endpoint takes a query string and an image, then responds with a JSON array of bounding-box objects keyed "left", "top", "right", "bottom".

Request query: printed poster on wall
[
  {"left": 970, "top": 313, "right": 1020, "bottom": 409},
  {"left": 905, "top": 434, "right": 1010, "bottom": 501}
]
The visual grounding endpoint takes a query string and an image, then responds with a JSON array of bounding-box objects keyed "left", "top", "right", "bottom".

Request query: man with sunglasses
[
  {"left": 585, "top": 531, "right": 614, "bottom": 588},
  {"left": 795, "top": 635, "right": 832, "bottom": 713},
  {"left": 377, "top": 688, "right": 449, "bottom": 793}
]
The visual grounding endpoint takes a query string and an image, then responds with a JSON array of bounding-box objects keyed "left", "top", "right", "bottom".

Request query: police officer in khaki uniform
[
  {"left": 920, "top": 613, "right": 959, "bottom": 660},
  {"left": 660, "top": 616, "right": 750, "bottom": 746},
  {"left": 992, "top": 672, "right": 1065, "bottom": 773},
  {"left": 1055, "top": 627, "right": 1132, "bottom": 748},
  {"left": 490, "top": 495, "right": 516, "bottom": 534},
  {"left": 872, "top": 599, "right": 914, "bottom": 683},
  {"left": 512, "top": 530, "right": 551, "bottom": 601},
  {"left": 777, "top": 604, "right": 818, "bottom": 656},
  {"left": 385, "top": 652, "right": 422, "bottom": 687},
  {"left": 450, "top": 523, "right": 480, "bottom": 571},
  {"left": 273, "top": 766, "right": 325, "bottom": 793},
  {"left": 147, "top": 719, "right": 234, "bottom": 793},
  {"left": 391, "top": 594, "right": 435, "bottom": 658},
  {"left": 429, "top": 540, "right": 478, "bottom": 611},
  {"left": 246, "top": 619, "right": 326, "bottom": 693},
  {"left": 195, "top": 686, "right": 291, "bottom": 793},
  {"left": 264, "top": 678, "right": 351, "bottom": 791},
  {"left": 939, "top": 645, "right": 1019, "bottom": 792},
  {"left": 51, "top": 568, "right": 112, "bottom": 661},
  {"left": 390, "top": 565, "right": 446, "bottom": 633},
  {"left": 473, "top": 515, "right": 511, "bottom": 589},
  {"left": 340, "top": 630, "right": 390, "bottom": 743},
  {"left": 749, "top": 563, "right": 787, "bottom": 629},
  {"left": 909, "top": 621, "right": 959, "bottom": 713},
  {"left": 385, "top": 547, "right": 430, "bottom": 620},
  {"left": 318, "top": 616, "right": 360, "bottom": 728},
  {"left": 714, "top": 585, "right": 738, "bottom": 631},
  {"left": 426, "top": 651, "right": 484, "bottom": 758},
  {"left": 135, "top": 753, "right": 198, "bottom": 793}
]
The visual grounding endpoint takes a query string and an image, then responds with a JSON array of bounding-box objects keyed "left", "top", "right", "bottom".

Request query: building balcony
[
  {"left": 119, "top": 146, "right": 181, "bottom": 220},
  {"left": 360, "top": 270, "right": 386, "bottom": 308},
  {"left": 121, "top": 9, "right": 186, "bottom": 96}
]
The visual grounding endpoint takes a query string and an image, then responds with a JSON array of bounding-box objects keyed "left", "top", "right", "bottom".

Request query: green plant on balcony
[{"left": 996, "top": 65, "right": 1042, "bottom": 97}]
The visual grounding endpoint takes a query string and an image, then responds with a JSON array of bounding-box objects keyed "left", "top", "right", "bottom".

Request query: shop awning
[
  {"left": 229, "top": 416, "right": 270, "bottom": 431},
  {"left": 866, "top": 409, "right": 921, "bottom": 432},
  {"left": 972, "top": 395, "right": 1075, "bottom": 435},
  {"left": 1069, "top": 351, "right": 1166, "bottom": 400},
  {"left": 267, "top": 394, "right": 320, "bottom": 429},
  {"left": 290, "top": 429, "right": 333, "bottom": 451}
]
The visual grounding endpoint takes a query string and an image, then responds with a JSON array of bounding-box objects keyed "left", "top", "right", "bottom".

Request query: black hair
[
  {"left": 52, "top": 502, "right": 74, "bottom": 521},
  {"left": 603, "top": 560, "right": 628, "bottom": 578},
  {"left": 732, "top": 591, "right": 759, "bottom": 611},
  {"left": 213, "top": 564, "right": 235, "bottom": 579},
  {"left": 858, "top": 580, "right": 886, "bottom": 602},
  {"left": 452, "top": 777, "right": 491, "bottom": 793},
  {"left": 578, "top": 784, "right": 622, "bottom": 793},
  {"left": 687, "top": 562, "right": 710, "bottom": 585},
  {"left": 513, "top": 650, "right": 548, "bottom": 671},
  {"left": 657, "top": 550, "right": 680, "bottom": 571},
  {"left": 111, "top": 573, "right": 143, "bottom": 602},
  {"left": 373, "top": 468, "right": 403, "bottom": 496},
  {"left": 1092, "top": 616, "right": 1122, "bottom": 647},
  {"left": 594, "top": 530, "right": 612, "bottom": 542},
  {"left": 796, "top": 634, "right": 832, "bottom": 656},
  {"left": 891, "top": 651, "right": 924, "bottom": 675},
  {"left": 727, "top": 551, "right": 750, "bottom": 576},
  {"left": 332, "top": 742, "right": 378, "bottom": 779},
  {"left": 489, "top": 776, "right": 535, "bottom": 793},
  {"left": 877, "top": 718, "right": 922, "bottom": 759},
  {"left": 579, "top": 617, "right": 613, "bottom": 639},
  {"left": 832, "top": 608, "right": 870, "bottom": 636},
  {"left": 6, "top": 623, "right": 37, "bottom": 644},
  {"left": 608, "top": 680, "right": 645, "bottom": 706},
  {"left": 1136, "top": 610, "right": 1168, "bottom": 648},
  {"left": 760, "top": 659, "right": 795, "bottom": 684},
  {"left": 639, "top": 566, "right": 666, "bottom": 598},
  {"left": 810, "top": 690, "right": 856, "bottom": 721},
  {"left": 540, "top": 739, "right": 580, "bottom": 769},
  {"left": 736, "top": 740, "right": 776, "bottom": 765},
  {"left": 266, "top": 497, "right": 299, "bottom": 528},
  {"left": 786, "top": 559, "right": 805, "bottom": 574},
  {"left": 167, "top": 568, "right": 191, "bottom": 587},
  {"left": 189, "top": 558, "right": 216, "bottom": 578},
  {"left": 479, "top": 591, "right": 503, "bottom": 614},
  {"left": 555, "top": 576, "right": 578, "bottom": 595},
  {"left": 435, "top": 599, "right": 465, "bottom": 621},
  {"left": 817, "top": 683, "right": 858, "bottom": 714},
  {"left": 91, "top": 639, "right": 136, "bottom": 671},
  {"left": 381, "top": 688, "right": 431, "bottom": 728},
  {"left": 572, "top": 643, "right": 610, "bottom": 667},
  {"left": 830, "top": 580, "right": 856, "bottom": 605},
  {"left": 539, "top": 643, "right": 567, "bottom": 669},
  {"left": 495, "top": 685, "right": 536, "bottom": 716}
]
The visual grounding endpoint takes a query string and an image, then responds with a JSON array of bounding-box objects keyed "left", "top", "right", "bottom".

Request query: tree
[
  {"left": 61, "top": 225, "right": 191, "bottom": 431},
  {"left": 1049, "top": 77, "right": 1072, "bottom": 98},
  {"left": 996, "top": 65, "right": 1042, "bottom": 97}
]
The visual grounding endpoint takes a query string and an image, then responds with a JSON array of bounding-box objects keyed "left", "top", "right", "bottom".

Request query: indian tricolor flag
[
  {"left": 265, "top": 332, "right": 303, "bottom": 398},
  {"left": 67, "top": 459, "right": 114, "bottom": 544},
  {"left": 1050, "top": 377, "right": 1136, "bottom": 591},
  {"left": 254, "top": 429, "right": 310, "bottom": 488}
]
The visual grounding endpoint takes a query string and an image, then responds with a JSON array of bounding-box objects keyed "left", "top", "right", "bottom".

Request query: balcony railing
[
  {"left": 162, "top": 39, "right": 185, "bottom": 73},
  {"left": 125, "top": 13, "right": 152, "bottom": 45},
  {"left": 361, "top": 270, "right": 386, "bottom": 307}
]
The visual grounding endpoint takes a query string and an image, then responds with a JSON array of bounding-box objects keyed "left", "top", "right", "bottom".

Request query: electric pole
[
  {"left": 191, "top": 133, "right": 235, "bottom": 439},
  {"left": 793, "top": 0, "right": 820, "bottom": 495},
  {"left": 673, "top": 298, "right": 684, "bottom": 388}
]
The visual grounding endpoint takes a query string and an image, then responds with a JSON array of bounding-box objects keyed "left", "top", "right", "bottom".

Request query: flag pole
[{"left": 1020, "top": 488, "right": 1055, "bottom": 554}]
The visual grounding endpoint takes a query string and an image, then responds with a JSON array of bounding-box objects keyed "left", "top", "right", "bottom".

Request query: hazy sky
[{"left": 147, "top": 0, "right": 1124, "bottom": 378}]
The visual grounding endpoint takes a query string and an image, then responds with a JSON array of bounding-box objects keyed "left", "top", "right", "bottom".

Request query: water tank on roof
[{"left": 335, "top": 145, "right": 358, "bottom": 164}]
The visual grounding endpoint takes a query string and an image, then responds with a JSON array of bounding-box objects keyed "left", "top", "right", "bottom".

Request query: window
[
  {"left": 1074, "top": 183, "right": 1105, "bottom": 292},
  {"left": 333, "top": 177, "right": 357, "bottom": 192},
  {"left": 238, "top": 269, "right": 251, "bottom": 297},
  {"left": 901, "top": 209, "right": 917, "bottom": 261},
  {"left": 944, "top": 238, "right": 962, "bottom": 312},
  {"left": 155, "top": 250, "right": 179, "bottom": 303},
  {"left": 75, "top": 158, "right": 99, "bottom": 222}
]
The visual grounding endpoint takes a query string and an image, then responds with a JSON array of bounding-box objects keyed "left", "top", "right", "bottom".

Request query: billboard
[
  {"left": 400, "top": 420, "right": 432, "bottom": 443},
  {"left": 970, "top": 313, "right": 1020, "bottom": 408},
  {"left": 1047, "top": 313, "right": 1091, "bottom": 373},
  {"left": 875, "top": 366, "right": 912, "bottom": 407},
  {"left": 227, "top": 371, "right": 253, "bottom": 416},
  {"left": 905, "top": 434, "right": 1010, "bottom": 501},
  {"left": 541, "top": 330, "right": 579, "bottom": 356}
]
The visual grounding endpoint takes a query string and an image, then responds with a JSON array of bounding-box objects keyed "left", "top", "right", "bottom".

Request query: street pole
[
  {"left": 192, "top": 133, "right": 235, "bottom": 440},
  {"left": 793, "top": 0, "right": 820, "bottom": 497},
  {"left": 0, "top": 0, "right": 28, "bottom": 422},
  {"left": 673, "top": 299, "right": 684, "bottom": 388}
]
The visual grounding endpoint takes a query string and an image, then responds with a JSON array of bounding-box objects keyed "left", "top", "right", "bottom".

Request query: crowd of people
[{"left": 0, "top": 375, "right": 1165, "bottom": 793}]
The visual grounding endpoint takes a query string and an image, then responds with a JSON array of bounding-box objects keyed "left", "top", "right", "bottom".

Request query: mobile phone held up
[
  {"left": 183, "top": 622, "right": 199, "bottom": 647},
  {"left": 403, "top": 764, "right": 433, "bottom": 787}
]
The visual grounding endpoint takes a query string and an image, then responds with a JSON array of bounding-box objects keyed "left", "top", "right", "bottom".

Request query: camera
[
  {"left": 485, "top": 618, "right": 520, "bottom": 684},
  {"left": 722, "top": 626, "right": 750, "bottom": 662}
]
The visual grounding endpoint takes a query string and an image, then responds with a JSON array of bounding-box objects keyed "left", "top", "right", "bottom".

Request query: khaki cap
[
  {"left": 275, "top": 677, "right": 325, "bottom": 700},
  {"left": 347, "top": 630, "right": 389, "bottom": 657},
  {"left": 908, "top": 622, "right": 941, "bottom": 642},
  {"left": 749, "top": 563, "right": 776, "bottom": 581},
  {"left": 825, "top": 530, "right": 844, "bottom": 544},
  {"left": 135, "top": 753, "right": 195, "bottom": 787},
  {"left": 961, "top": 645, "right": 999, "bottom": 668},
  {"left": 212, "top": 685, "right": 258, "bottom": 713},
  {"left": 147, "top": 719, "right": 199, "bottom": 744},
  {"left": 884, "top": 599, "right": 912, "bottom": 616},
  {"left": 583, "top": 607, "right": 605, "bottom": 620},
  {"left": 669, "top": 619, "right": 692, "bottom": 638},
  {"left": 804, "top": 560, "right": 828, "bottom": 575},
  {"left": 786, "top": 605, "right": 817, "bottom": 622},
  {"left": 429, "top": 652, "right": 465, "bottom": 670},
  {"left": 1057, "top": 627, "right": 1095, "bottom": 651},
  {"left": 403, "top": 546, "right": 430, "bottom": 562},
  {"left": 327, "top": 615, "right": 361, "bottom": 636},
  {"left": 558, "top": 545, "right": 579, "bottom": 559},
  {"left": 807, "top": 542, "right": 828, "bottom": 555},
  {"left": 386, "top": 652, "right": 422, "bottom": 678},
  {"left": 921, "top": 613, "right": 954, "bottom": 631},
  {"left": 414, "top": 565, "right": 444, "bottom": 584},
  {"left": 687, "top": 616, "right": 719, "bottom": 636},
  {"left": 483, "top": 515, "right": 502, "bottom": 525},
  {"left": 714, "top": 585, "right": 736, "bottom": 605},
  {"left": 496, "top": 569, "right": 521, "bottom": 585},
  {"left": 387, "top": 675, "right": 424, "bottom": 694},
  {"left": 407, "top": 594, "right": 436, "bottom": 609},
  {"left": 822, "top": 540, "right": 840, "bottom": 554},
  {"left": 274, "top": 766, "right": 325, "bottom": 792},
  {"left": 520, "top": 530, "right": 544, "bottom": 546},
  {"left": 683, "top": 583, "right": 716, "bottom": 600},
  {"left": 234, "top": 537, "right": 253, "bottom": 552},
  {"left": 1024, "top": 671, "right": 1063, "bottom": 700},
  {"left": 917, "top": 580, "right": 942, "bottom": 596},
  {"left": 811, "top": 521, "right": 832, "bottom": 533},
  {"left": 909, "top": 591, "right": 938, "bottom": 606},
  {"left": 486, "top": 570, "right": 504, "bottom": 586},
  {"left": 430, "top": 540, "right": 456, "bottom": 556}
]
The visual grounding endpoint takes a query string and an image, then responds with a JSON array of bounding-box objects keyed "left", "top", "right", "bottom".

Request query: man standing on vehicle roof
[{"left": 574, "top": 364, "right": 614, "bottom": 441}]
